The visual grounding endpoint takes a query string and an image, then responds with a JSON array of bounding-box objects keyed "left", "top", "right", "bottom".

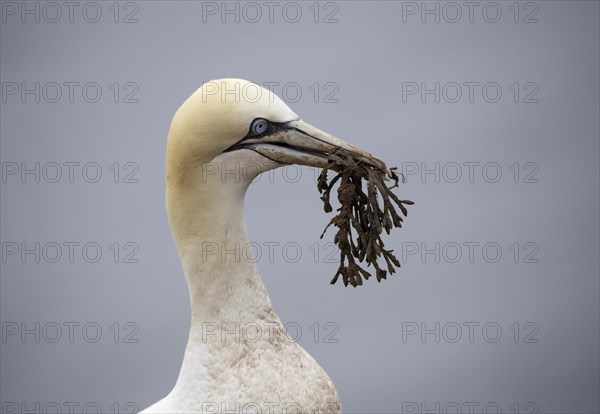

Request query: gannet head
[{"left": 166, "top": 78, "right": 390, "bottom": 190}]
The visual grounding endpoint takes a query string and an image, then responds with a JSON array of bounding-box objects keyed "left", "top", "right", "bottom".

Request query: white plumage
[{"left": 141, "top": 79, "right": 387, "bottom": 413}]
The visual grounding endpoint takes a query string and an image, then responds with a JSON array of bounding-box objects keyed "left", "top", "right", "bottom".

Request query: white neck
[
  {"left": 146, "top": 151, "right": 340, "bottom": 413},
  {"left": 164, "top": 154, "right": 284, "bottom": 406},
  {"left": 172, "top": 170, "right": 275, "bottom": 324},
  {"left": 166, "top": 150, "right": 278, "bottom": 317}
]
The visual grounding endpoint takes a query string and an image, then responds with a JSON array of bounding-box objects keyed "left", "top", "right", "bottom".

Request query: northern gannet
[{"left": 141, "top": 79, "right": 390, "bottom": 414}]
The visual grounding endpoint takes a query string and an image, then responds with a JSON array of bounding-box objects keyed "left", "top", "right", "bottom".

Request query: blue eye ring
[{"left": 250, "top": 118, "right": 269, "bottom": 135}]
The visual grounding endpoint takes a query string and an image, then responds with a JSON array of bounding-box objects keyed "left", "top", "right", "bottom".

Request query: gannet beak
[{"left": 228, "top": 119, "right": 392, "bottom": 177}]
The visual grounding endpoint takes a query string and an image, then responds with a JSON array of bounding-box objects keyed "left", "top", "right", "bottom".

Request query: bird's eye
[{"left": 250, "top": 118, "right": 269, "bottom": 135}]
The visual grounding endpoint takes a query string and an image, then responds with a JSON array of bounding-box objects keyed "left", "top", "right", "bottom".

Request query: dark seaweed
[{"left": 317, "top": 149, "right": 414, "bottom": 287}]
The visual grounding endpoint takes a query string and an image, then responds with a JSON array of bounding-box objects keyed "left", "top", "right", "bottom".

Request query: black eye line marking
[
  {"left": 244, "top": 120, "right": 291, "bottom": 140},
  {"left": 223, "top": 121, "right": 295, "bottom": 153}
]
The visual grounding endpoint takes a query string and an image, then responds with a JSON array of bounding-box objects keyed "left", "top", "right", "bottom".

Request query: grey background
[{"left": 1, "top": 1, "right": 599, "bottom": 413}]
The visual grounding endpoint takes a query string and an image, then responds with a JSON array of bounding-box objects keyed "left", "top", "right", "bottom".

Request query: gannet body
[{"left": 141, "top": 79, "right": 389, "bottom": 413}]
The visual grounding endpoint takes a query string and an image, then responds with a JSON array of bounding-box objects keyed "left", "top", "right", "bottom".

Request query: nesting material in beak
[{"left": 317, "top": 149, "right": 414, "bottom": 287}]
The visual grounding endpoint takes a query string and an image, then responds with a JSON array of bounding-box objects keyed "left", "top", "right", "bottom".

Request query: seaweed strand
[{"left": 318, "top": 149, "right": 414, "bottom": 287}]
